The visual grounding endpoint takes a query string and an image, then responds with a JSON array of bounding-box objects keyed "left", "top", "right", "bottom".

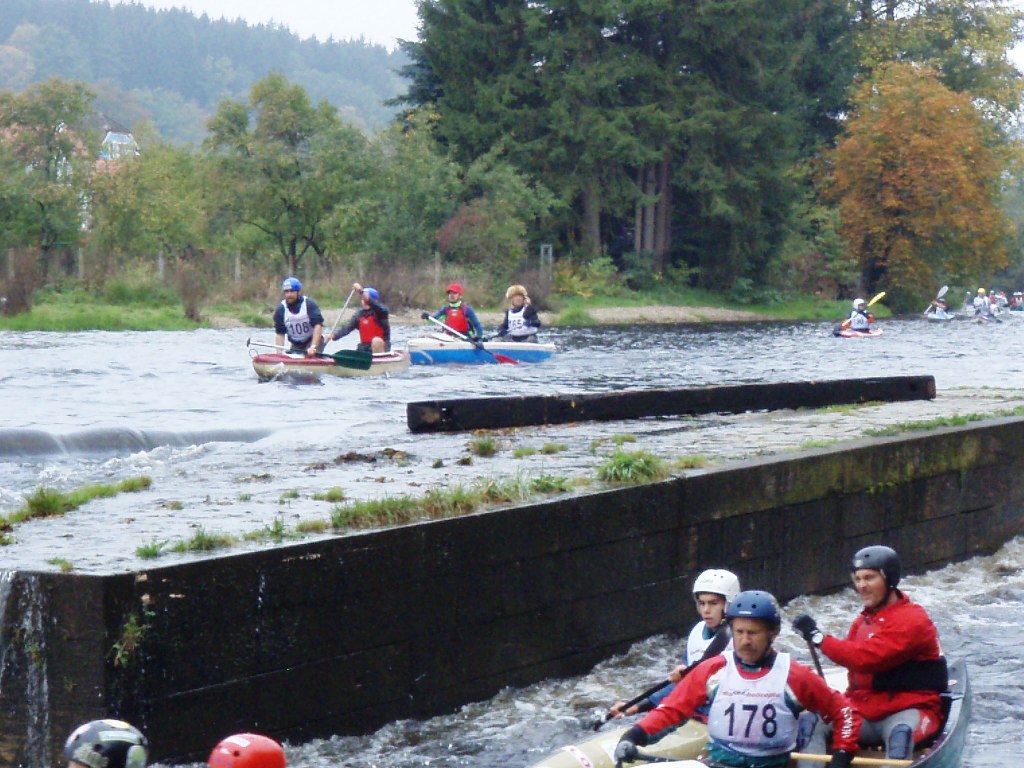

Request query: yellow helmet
[
  {"left": 505, "top": 284, "right": 528, "bottom": 299},
  {"left": 978, "top": 288, "right": 986, "bottom": 294}
]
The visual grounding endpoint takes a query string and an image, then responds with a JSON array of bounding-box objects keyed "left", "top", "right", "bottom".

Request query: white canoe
[
  {"left": 251, "top": 350, "right": 410, "bottom": 379},
  {"left": 527, "top": 720, "right": 709, "bottom": 768}
]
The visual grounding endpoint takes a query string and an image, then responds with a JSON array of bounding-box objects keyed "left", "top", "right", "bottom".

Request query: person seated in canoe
[
  {"left": 324, "top": 283, "right": 391, "bottom": 353},
  {"left": 208, "top": 732, "right": 287, "bottom": 767},
  {"left": 792, "top": 546, "right": 947, "bottom": 765},
  {"left": 608, "top": 569, "right": 739, "bottom": 723},
  {"left": 841, "top": 298, "right": 875, "bottom": 332},
  {"left": 614, "top": 590, "right": 860, "bottom": 768},
  {"left": 1011, "top": 291, "right": 1024, "bottom": 310},
  {"left": 273, "top": 277, "right": 325, "bottom": 357},
  {"left": 65, "top": 718, "right": 148, "bottom": 768},
  {"left": 427, "top": 282, "right": 484, "bottom": 343},
  {"left": 495, "top": 284, "right": 541, "bottom": 343},
  {"left": 973, "top": 287, "right": 993, "bottom": 317}
]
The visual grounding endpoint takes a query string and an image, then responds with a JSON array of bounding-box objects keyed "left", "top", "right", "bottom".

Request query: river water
[{"left": 1, "top": 314, "right": 1022, "bottom": 766}]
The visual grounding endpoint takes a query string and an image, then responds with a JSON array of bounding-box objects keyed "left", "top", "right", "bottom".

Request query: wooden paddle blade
[{"left": 331, "top": 351, "right": 373, "bottom": 370}]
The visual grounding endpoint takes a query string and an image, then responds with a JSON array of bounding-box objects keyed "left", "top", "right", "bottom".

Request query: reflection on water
[{"left": 2, "top": 317, "right": 1022, "bottom": 766}]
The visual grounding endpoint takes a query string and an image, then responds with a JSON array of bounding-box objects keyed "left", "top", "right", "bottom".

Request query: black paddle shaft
[{"left": 592, "top": 626, "right": 731, "bottom": 730}]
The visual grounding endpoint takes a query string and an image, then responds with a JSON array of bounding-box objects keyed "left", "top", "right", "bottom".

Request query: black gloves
[
  {"left": 420, "top": 312, "right": 430, "bottom": 320},
  {"left": 473, "top": 339, "right": 484, "bottom": 350},
  {"left": 613, "top": 725, "right": 647, "bottom": 765},
  {"left": 613, "top": 740, "right": 638, "bottom": 765},
  {"left": 830, "top": 750, "right": 855, "bottom": 768},
  {"left": 792, "top": 614, "right": 824, "bottom": 646}
]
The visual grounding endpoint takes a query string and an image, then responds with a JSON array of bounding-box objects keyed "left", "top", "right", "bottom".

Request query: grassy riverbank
[{"left": 0, "top": 282, "right": 866, "bottom": 332}]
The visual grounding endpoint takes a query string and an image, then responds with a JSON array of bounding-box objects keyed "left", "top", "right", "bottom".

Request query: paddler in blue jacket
[{"left": 273, "top": 277, "right": 325, "bottom": 357}]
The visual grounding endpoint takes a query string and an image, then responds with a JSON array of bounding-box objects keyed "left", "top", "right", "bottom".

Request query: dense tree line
[
  {"left": 0, "top": 75, "right": 554, "bottom": 313},
  {"left": 0, "top": 0, "right": 408, "bottom": 142},
  {"left": 2, "top": 1, "right": 1024, "bottom": 314},
  {"left": 398, "top": 0, "right": 1024, "bottom": 305}
]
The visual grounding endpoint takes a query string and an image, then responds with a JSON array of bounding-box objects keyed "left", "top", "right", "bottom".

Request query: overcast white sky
[
  {"left": 109, "top": 1, "right": 1024, "bottom": 65},
  {"left": 107, "top": 0, "right": 420, "bottom": 49}
]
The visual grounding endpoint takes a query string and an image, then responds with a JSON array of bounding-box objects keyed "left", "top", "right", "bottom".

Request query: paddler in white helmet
[
  {"left": 847, "top": 298, "right": 873, "bottom": 331},
  {"left": 608, "top": 568, "right": 739, "bottom": 720}
]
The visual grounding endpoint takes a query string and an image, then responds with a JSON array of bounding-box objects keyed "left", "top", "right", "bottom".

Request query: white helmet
[
  {"left": 853, "top": 298, "right": 866, "bottom": 309},
  {"left": 692, "top": 569, "right": 741, "bottom": 603}
]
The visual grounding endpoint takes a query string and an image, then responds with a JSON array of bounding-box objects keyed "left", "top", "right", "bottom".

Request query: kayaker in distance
[
  {"left": 792, "top": 545, "right": 947, "bottom": 764},
  {"left": 65, "top": 718, "right": 148, "bottom": 768},
  {"left": 924, "top": 296, "right": 948, "bottom": 316},
  {"left": 613, "top": 590, "right": 860, "bottom": 768},
  {"left": 208, "top": 732, "right": 287, "bottom": 767},
  {"left": 324, "top": 282, "right": 391, "bottom": 353},
  {"left": 273, "top": 277, "right": 325, "bottom": 357},
  {"left": 495, "top": 284, "right": 541, "bottom": 343},
  {"left": 608, "top": 568, "right": 739, "bottom": 721},
  {"left": 842, "top": 298, "right": 875, "bottom": 332},
  {"left": 427, "top": 282, "right": 484, "bottom": 342}
]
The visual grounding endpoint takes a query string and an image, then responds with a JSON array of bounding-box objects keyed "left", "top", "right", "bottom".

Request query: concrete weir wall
[{"left": 4, "top": 416, "right": 1024, "bottom": 766}]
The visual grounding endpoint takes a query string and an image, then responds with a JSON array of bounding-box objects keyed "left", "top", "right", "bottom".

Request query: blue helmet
[
  {"left": 726, "top": 590, "right": 781, "bottom": 627},
  {"left": 363, "top": 287, "right": 380, "bottom": 301},
  {"left": 281, "top": 277, "right": 301, "bottom": 292},
  {"left": 852, "top": 545, "right": 901, "bottom": 589}
]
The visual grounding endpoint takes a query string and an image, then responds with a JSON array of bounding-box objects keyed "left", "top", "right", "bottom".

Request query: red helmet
[
  {"left": 208, "top": 734, "right": 286, "bottom": 768},
  {"left": 446, "top": 282, "right": 463, "bottom": 294}
]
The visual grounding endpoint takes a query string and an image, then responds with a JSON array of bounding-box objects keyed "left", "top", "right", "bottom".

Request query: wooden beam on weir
[{"left": 406, "top": 375, "right": 936, "bottom": 433}]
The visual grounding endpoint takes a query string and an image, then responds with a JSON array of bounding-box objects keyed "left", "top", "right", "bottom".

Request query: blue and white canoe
[{"left": 407, "top": 333, "right": 556, "bottom": 365}]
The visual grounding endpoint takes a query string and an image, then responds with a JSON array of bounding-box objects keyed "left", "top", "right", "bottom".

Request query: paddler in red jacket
[
  {"left": 326, "top": 283, "right": 391, "bottom": 353},
  {"left": 427, "top": 282, "right": 484, "bottom": 343},
  {"left": 614, "top": 590, "right": 860, "bottom": 768},
  {"left": 792, "top": 545, "right": 946, "bottom": 763}
]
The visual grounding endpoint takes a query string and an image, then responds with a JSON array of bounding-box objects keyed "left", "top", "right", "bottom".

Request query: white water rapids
[{"left": 1, "top": 315, "right": 1022, "bottom": 765}]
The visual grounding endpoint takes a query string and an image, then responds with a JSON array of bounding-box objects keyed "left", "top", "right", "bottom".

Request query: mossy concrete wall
[{"left": 4, "top": 416, "right": 1024, "bottom": 766}]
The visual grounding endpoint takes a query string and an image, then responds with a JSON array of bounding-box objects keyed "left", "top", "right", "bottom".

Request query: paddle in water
[
  {"left": 247, "top": 337, "right": 373, "bottom": 370},
  {"left": 329, "top": 349, "right": 373, "bottom": 370},
  {"left": 421, "top": 313, "right": 518, "bottom": 364}
]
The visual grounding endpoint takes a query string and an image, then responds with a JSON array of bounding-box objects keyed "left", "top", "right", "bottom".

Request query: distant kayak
[
  {"left": 925, "top": 310, "right": 956, "bottom": 322},
  {"left": 834, "top": 327, "right": 883, "bottom": 338}
]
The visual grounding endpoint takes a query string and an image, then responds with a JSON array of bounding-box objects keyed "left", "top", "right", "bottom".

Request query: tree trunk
[
  {"left": 654, "top": 153, "right": 671, "bottom": 275},
  {"left": 580, "top": 177, "right": 601, "bottom": 260},
  {"left": 634, "top": 169, "right": 643, "bottom": 254},
  {"left": 642, "top": 165, "right": 656, "bottom": 254}
]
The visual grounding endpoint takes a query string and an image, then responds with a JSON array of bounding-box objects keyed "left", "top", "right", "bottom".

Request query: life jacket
[
  {"left": 282, "top": 298, "right": 313, "bottom": 343},
  {"left": 444, "top": 303, "right": 471, "bottom": 334},
  {"left": 707, "top": 652, "right": 798, "bottom": 757},
  {"left": 358, "top": 311, "right": 386, "bottom": 344}
]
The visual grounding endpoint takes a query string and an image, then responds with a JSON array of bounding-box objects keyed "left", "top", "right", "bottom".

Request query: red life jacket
[
  {"left": 444, "top": 304, "right": 470, "bottom": 333},
  {"left": 358, "top": 311, "right": 386, "bottom": 343}
]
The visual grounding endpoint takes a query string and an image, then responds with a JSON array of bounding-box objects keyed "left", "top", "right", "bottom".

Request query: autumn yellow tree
[{"left": 830, "top": 62, "right": 1014, "bottom": 301}]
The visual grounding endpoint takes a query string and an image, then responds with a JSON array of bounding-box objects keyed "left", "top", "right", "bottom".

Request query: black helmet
[
  {"left": 64, "top": 719, "right": 148, "bottom": 768},
  {"left": 852, "top": 545, "right": 901, "bottom": 589},
  {"left": 725, "top": 590, "right": 781, "bottom": 628}
]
